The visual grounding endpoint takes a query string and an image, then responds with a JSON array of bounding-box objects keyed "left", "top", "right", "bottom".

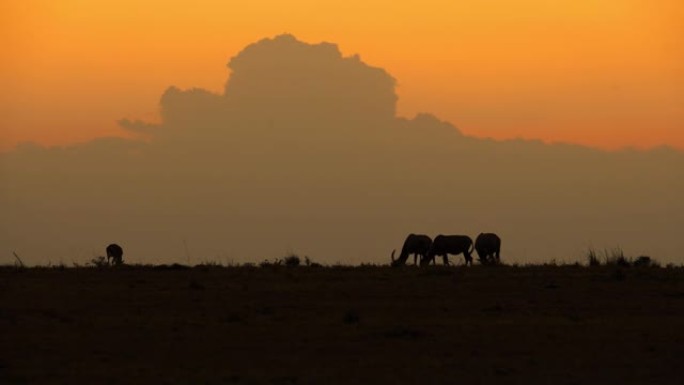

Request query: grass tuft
[{"left": 587, "top": 248, "right": 601, "bottom": 267}]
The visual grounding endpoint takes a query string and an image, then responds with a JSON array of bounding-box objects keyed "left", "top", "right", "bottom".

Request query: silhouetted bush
[
  {"left": 633, "top": 256, "right": 659, "bottom": 268},
  {"left": 284, "top": 254, "right": 301, "bottom": 267}
]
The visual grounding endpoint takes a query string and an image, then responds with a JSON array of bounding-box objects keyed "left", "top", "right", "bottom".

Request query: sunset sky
[{"left": 2, "top": 0, "right": 682, "bottom": 151}]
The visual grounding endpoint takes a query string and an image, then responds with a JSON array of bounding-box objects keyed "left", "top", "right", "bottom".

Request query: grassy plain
[{"left": 1, "top": 264, "right": 683, "bottom": 384}]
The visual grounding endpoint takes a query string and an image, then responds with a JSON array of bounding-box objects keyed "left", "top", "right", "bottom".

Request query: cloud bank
[{"left": 2, "top": 34, "right": 682, "bottom": 265}]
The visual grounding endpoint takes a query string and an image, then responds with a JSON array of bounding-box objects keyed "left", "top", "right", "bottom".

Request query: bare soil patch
[{"left": 1, "top": 265, "right": 683, "bottom": 384}]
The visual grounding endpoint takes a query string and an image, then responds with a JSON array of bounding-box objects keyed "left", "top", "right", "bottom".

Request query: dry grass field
[{"left": 1, "top": 263, "right": 683, "bottom": 384}]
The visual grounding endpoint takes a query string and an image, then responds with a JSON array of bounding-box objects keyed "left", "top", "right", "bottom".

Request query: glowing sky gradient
[{"left": 2, "top": 0, "right": 682, "bottom": 151}]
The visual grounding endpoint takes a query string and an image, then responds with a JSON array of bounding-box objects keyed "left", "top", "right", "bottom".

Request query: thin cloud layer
[{"left": 2, "top": 35, "right": 682, "bottom": 265}]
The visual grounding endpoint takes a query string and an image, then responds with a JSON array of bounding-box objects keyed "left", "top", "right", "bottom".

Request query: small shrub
[
  {"left": 633, "top": 256, "right": 650, "bottom": 267},
  {"left": 284, "top": 254, "right": 301, "bottom": 267},
  {"left": 633, "top": 255, "right": 659, "bottom": 268}
]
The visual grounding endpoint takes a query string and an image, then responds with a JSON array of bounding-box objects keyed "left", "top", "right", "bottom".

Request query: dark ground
[{"left": 1, "top": 264, "right": 683, "bottom": 384}]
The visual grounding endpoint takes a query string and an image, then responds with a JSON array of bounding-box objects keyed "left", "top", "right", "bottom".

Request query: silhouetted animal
[
  {"left": 423, "top": 235, "right": 474, "bottom": 266},
  {"left": 475, "top": 233, "right": 501, "bottom": 264},
  {"left": 391, "top": 234, "right": 432, "bottom": 267},
  {"left": 106, "top": 244, "right": 124, "bottom": 265}
]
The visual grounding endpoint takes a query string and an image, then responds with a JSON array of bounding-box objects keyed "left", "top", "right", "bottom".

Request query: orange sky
[{"left": 2, "top": 0, "right": 682, "bottom": 151}]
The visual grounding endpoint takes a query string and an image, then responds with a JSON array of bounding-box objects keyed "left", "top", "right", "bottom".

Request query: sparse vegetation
[
  {"left": 259, "top": 258, "right": 282, "bottom": 268},
  {"left": 196, "top": 260, "right": 224, "bottom": 268},
  {"left": 7, "top": 252, "right": 676, "bottom": 271},
  {"left": 586, "top": 247, "right": 659, "bottom": 268},
  {"left": 587, "top": 248, "right": 601, "bottom": 267},
  {"left": 304, "top": 256, "right": 322, "bottom": 267},
  {"left": 258, "top": 254, "right": 323, "bottom": 268},
  {"left": 605, "top": 247, "right": 630, "bottom": 267},
  {"left": 87, "top": 256, "right": 109, "bottom": 268}
]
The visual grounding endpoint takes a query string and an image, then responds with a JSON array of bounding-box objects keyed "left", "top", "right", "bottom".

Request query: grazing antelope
[
  {"left": 475, "top": 233, "right": 501, "bottom": 264},
  {"left": 423, "top": 235, "right": 474, "bottom": 266},
  {"left": 106, "top": 244, "right": 124, "bottom": 266},
  {"left": 391, "top": 234, "right": 432, "bottom": 267}
]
